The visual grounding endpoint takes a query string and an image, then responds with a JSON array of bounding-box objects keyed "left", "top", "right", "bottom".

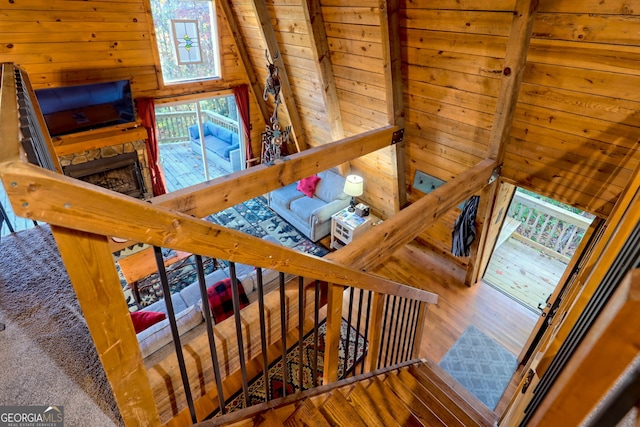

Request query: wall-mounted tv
[{"left": 35, "top": 80, "right": 135, "bottom": 137}]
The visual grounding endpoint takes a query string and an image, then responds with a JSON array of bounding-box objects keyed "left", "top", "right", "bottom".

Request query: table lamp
[{"left": 343, "top": 174, "right": 363, "bottom": 212}]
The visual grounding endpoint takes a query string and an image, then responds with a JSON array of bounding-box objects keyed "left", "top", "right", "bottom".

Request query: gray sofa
[
  {"left": 268, "top": 169, "right": 350, "bottom": 242},
  {"left": 189, "top": 121, "right": 242, "bottom": 173},
  {"left": 136, "top": 260, "right": 286, "bottom": 358}
]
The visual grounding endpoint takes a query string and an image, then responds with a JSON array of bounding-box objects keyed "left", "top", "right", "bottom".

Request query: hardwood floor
[{"left": 373, "top": 241, "right": 539, "bottom": 414}]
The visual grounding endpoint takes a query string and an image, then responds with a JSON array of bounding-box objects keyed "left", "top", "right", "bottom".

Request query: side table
[{"left": 330, "top": 207, "right": 380, "bottom": 250}]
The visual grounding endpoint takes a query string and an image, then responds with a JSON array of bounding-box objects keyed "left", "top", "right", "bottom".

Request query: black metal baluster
[
  {"left": 393, "top": 298, "right": 408, "bottom": 365},
  {"left": 298, "top": 276, "right": 304, "bottom": 392},
  {"left": 401, "top": 300, "right": 415, "bottom": 362},
  {"left": 153, "top": 246, "right": 197, "bottom": 423},
  {"left": 278, "top": 272, "right": 288, "bottom": 397},
  {"left": 256, "top": 268, "right": 270, "bottom": 402},
  {"left": 312, "top": 280, "right": 320, "bottom": 387},
  {"left": 343, "top": 287, "right": 355, "bottom": 377},
  {"left": 195, "top": 255, "right": 226, "bottom": 414},
  {"left": 377, "top": 294, "right": 390, "bottom": 370},
  {"left": 361, "top": 290, "right": 372, "bottom": 374},
  {"left": 354, "top": 289, "right": 364, "bottom": 375},
  {"left": 228, "top": 262, "right": 249, "bottom": 408},
  {"left": 383, "top": 296, "right": 398, "bottom": 368}
]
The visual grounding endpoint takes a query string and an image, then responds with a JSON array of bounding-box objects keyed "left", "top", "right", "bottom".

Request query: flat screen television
[{"left": 35, "top": 80, "right": 135, "bottom": 137}]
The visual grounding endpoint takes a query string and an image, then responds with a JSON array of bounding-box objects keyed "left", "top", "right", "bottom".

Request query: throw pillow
[
  {"left": 207, "top": 278, "right": 250, "bottom": 323},
  {"left": 130, "top": 310, "right": 166, "bottom": 334},
  {"left": 297, "top": 175, "right": 321, "bottom": 198}
]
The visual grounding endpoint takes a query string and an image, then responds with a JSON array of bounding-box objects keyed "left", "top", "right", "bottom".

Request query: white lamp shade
[{"left": 343, "top": 174, "right": 364, "bottom": 197}]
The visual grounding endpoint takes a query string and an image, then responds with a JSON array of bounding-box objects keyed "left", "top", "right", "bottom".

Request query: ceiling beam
[
  {"left": 217, "top": 0, "right": 271, "bottom": 124},
  {"left": 250, "top": 0, "right": 307, "bottom": 153},
  {"left": 379, "top": 0, "right": 407, "bottom": 210},
  {"left": 301, "top": 0, "right": 344, "bottom": 143}
]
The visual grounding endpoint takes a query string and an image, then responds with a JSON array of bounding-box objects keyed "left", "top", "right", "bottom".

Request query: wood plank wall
[
  {"left": 505, "top": 0, "right": 640, "bottom": 218},
  {"left": 0, "top": 0, "right": 265, "bottom": 158},
  {"left": 401, "top": 1, "right": 515, "bottom": 262}
]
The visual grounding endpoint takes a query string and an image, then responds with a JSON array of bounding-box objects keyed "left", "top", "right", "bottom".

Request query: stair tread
[
  {"left": 413, "top": 360, "right": 497, "bottom": 427},
  {"left": 256, "top": 408, "right": 286, "bottom": 427},
  {"left": 345, "top": 382, "right": 401, "bottom": 427},
  {"left": 395, "top": 368, "right": 466, "bottom": 427},
  {"left": 366, "top": 376, "right": 425, "bottom": 427},
  {"left": 320, "top": 390, "right": 369, "bottom": 427},
  {"left": 383, "top": 371, "right": 447, "bottom": 427},
  {"left": 284, "top": 399, "right": 331, "bottom": 427}
]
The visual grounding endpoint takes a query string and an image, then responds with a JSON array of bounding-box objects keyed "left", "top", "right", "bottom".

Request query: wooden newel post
[
  {"left": 323, "top": 283, "right": 344, "bottom": 384},
  {"left": 364, "top": 292, "right": 386, "bottom": 372},
  {"left": 51, "top": 226, "right": 161, "bottom": 426}
]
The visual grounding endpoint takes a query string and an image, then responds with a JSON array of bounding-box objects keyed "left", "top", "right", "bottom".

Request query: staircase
[{"left": 204, "top": 359, "right": 498, "bottom": 427}]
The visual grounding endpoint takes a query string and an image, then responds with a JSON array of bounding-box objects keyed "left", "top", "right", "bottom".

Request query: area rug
[
  {"left": 116, "top": 196, "right": 329, "bottom": 309},
  {"left": 213, "top": 318, "right": 367, "bottom": 416},
  {"left": 0, "top": 225, "right": 121, "bottom": 425},
  {"left": 439, "top": 325, "right": 518, "bottom": 410},
  {"left": 206, "top": 196, "right": 329, "bottom": 257}
]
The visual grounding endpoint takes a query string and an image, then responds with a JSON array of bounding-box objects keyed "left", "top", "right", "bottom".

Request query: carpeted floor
[
  {"left": 439, "top": 325, "right": 518, "bottom": 410},
  {"left": 0, "top": 225, "right": 121, "bottom": 426}
]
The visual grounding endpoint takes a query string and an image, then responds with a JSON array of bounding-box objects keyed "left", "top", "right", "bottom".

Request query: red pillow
[
  {"left": 207, "top": 278, "right": 250, "bottom": 323},
  {"left": 130, "top": 310, "right": 166, "bottom": 333},
  {"left": 297, "top": 175, "right": 321, "bottom": 198}
]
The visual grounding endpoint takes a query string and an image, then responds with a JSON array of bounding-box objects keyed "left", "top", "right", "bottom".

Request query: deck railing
[
  {"left": 508, "top": 192, "right": 593, "bottom": 262},
  {"left": 156, "top": 110, "right": 239, "bottom": 144}
]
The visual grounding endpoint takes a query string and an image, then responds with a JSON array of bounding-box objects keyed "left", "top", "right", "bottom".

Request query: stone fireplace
[{"left": 58, "top": 140, "right": 153, "bottom": 199}]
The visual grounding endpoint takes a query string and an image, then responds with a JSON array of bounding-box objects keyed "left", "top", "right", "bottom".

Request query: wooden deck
[
  {"left": 483, "top": 236, "right": 568, "bottom": 313},
  {"left": 0, "top": 142, "right": 221, "bottom": 238}
]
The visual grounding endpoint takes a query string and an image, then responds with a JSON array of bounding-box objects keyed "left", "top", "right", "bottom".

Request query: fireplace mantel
[{"left": 52, "top": 125, "right": 147, "bottom": 157}]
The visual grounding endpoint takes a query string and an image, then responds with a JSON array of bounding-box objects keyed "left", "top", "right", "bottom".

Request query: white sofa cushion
[{"left": 137, "top": 304, "right": 203, "bottom": 358}]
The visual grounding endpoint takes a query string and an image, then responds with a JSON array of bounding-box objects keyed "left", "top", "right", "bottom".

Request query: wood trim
[
  {"left": 50, "top": 226, "right": 161, "bottom": 426},
  {"left": 0, "top": 64, "right": 22, "bottom": 163},
  {"left": 529, "top": 269, "right": 640, "bottom": 426},
  {"left": 150, "top": 125, "right": 399, "bottom": 218},
  {"left": 249, "top": 0, "right": 306, "bottom": 152},
  {"left": 328, "top": 158, "right": 497, "bottom": 272},
  {"left": 217, "top": 0, "right": 270, "bottom": 124},
  {"left": 52, "top": 126, "right": 149, "bottom": 156},
  {"left": 301, "top": 0, "right": 344, "bottom": 143}
]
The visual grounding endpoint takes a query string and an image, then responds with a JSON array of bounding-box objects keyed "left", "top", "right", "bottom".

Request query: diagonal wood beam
[
  {"left": 217, "top": 0, "right": 270, "bottom": 124},
  {"left": 379, "top": 0, "right": 407, "bottom": 210},
  {"left": 301, "top": 0, "right": 344, "bottom": 142},
  {"left": 250, "top": 0, "right": 307, "bottom": 152}
]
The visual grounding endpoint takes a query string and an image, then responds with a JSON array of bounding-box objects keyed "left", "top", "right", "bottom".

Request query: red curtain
[
  {"left": 233, "top": 84, "right": 254, "bottom": 166},
  {"left": 136, "top": 97, "right": 167, "bottom": 196}
]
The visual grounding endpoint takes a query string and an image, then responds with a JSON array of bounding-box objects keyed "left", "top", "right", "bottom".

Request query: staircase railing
[{"left": 1, "top": 63, "right": 496, "bottom": 426}]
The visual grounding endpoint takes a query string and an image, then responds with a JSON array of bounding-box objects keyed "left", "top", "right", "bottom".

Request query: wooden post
[
  {"left": 411, "top": 302, "right": 428, "bottom": 359},
  {"left": 364, "top": 292, "right": 386, "bottom": 373},
  {"left": 323, "top": 283, "right": 344, "bottom": 384},
  {"left": 50, "top": 226, "right": 161, "bottom": 426}
]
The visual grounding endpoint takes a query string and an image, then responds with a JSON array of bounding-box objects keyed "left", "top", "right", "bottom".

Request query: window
[
  {"left": 155, "top": 95, "right": 245, "bottom": 192},
  {"left": 149, "top": 0, "right": 221, "bottom": 83}
]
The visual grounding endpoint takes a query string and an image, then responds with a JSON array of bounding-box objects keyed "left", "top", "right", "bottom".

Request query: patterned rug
[
  {"left": 214, "top": 318, "right": 367, "bottom": 416},
  {"left": 117, "top": 197, "right": 329, "bottom": 309},
  {"left": 205, "top": 196, "right": 329, "bottom": 257},
  {"left": 439, "top": 325, "right": 518, "bottom": 410}
]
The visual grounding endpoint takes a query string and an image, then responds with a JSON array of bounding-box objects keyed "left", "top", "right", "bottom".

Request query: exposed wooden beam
[
  {"left": 379, "top": 0, "right": 407, "bottom": 211},
  {"left": 151, "top": 125, "right": 399, "bottom": 218},
  {"left": 466, "top": 0, "right": 539, "bottom": 286},
  {"left": 301, "top": 0, "right": 344, "bottom": 143},
  {"left": 250, "top": 0, "right": 307, "bottom": 152},
  {"left": 328, "top": 158, "right": 497, "bottom": 272},
  {"left": 217, "top": 0, "right": 270, "bottom": 124},
  {"left": 51, "top": 226, "right": 162, "bottom": 426}
]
